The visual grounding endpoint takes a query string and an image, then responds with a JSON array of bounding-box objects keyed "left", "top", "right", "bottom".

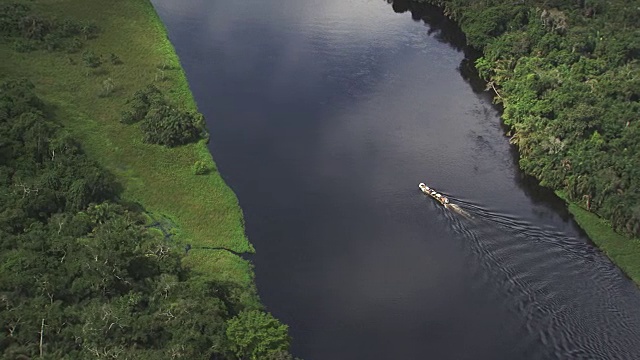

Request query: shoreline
[
  {"left": 0, "top": 0, "right": 260, "bottom": 298},
  {"left": 410, "top": 0, "right": 640, "bottom": 284},
  {"left": 0, "top": 1, "right": 300, "bottom": 356},
  {"left": 141, "top": 0, "right": 259, "bottom": 286}
]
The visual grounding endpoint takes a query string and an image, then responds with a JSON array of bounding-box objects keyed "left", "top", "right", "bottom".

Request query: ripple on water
[{"left": 439, "top": 202, "right": 640, "bottom": 359}]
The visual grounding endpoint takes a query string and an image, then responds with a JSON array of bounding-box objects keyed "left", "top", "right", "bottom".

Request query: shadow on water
[
  {"left": 151, "top": 0, "right": 640, "bottom": 358},
  {"left": 391, "top": 1, "right": 640, "bottom": 358},
  {"left": 386, "top": 0, "right": 577, "bottom": 223},
  {"left": 440, "top": 196, "right": 640, "bottom": 359},
  {"left": 388, "top": 0, "right": 470, "bottom": 53}
]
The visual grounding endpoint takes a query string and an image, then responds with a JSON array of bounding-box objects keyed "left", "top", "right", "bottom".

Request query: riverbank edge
[
  {"left": 141, "top": 0, "right": 260, "bottom": 286},
  {"left": 410, "top": 0, "right": 640, "bottom": 285},
  {"left": 0, "top": 0, "right": 262, "bottom": 301},
  {"left": 555, "top": 191, "right": 640, "bottom": 283}
]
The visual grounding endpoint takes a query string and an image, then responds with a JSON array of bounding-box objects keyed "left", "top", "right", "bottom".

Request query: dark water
[{"left": 151, "top": 0, "right": 640, "bottom": 358}]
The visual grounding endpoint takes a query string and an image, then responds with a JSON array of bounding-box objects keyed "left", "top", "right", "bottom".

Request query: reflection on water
[{"left": 151, "top": 0, "right": 640, "bottom": 358}]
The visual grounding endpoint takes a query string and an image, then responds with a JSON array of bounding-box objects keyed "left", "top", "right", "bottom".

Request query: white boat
[{"left": 418, "top": 182, "right": 450, "bottom": 206}]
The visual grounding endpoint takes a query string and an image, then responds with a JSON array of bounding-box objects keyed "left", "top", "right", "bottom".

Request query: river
[{"left": 151, "top": 0, "right": 640, "bottom": 358}]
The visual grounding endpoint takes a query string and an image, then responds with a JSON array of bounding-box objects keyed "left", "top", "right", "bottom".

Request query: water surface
[{"left": 151, "top": 0, "right": 640, "bottom": 358}]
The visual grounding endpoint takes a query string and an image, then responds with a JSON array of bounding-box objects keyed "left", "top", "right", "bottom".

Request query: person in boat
[{"left": 443, "top": 197, "right": 449, "bottom": 204}]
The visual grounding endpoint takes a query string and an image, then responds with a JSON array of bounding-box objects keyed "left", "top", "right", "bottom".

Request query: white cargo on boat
[{"left": 418, "top": 182, "right": 451, "bottom": 207}]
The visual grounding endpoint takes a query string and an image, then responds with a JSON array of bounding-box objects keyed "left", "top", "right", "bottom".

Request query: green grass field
[
  {"left": 0, "top": 0, "right": 256, "bottom": 289},
  {"left": 556, "top": 192, "right": 640, "bottom": 285}
]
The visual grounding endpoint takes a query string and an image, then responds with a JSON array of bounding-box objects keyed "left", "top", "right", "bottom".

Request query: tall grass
[
  {"left": 557, "top": 191, "right": 640, "bottom": 285},
  {"left": 0, "top": 0, "right": 255, "bottom": 288}
]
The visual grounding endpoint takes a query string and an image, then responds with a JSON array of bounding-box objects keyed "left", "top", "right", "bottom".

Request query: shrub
[
  {"left": 58, "top": 18, "right": 81, "bottom": 37},
  {"left": 121, "top": 85, "right": 205, "bottom": 147},
  {"left": 18, "top": 15, "right": 53, "bottom": 40},
  {"left": 225, "top": 310, "right": 291, "bottom": 360},
  {"left": 1, "top": 6, "right": 97, "bottom": 53},
  {"left": 66, "top": 36, "right": 83, "bottom": 53},
  {"left": 82, "top": 49, "right": 101, "bottom": 75},
  {"left": 120, "top": 85, "right": 164, "bottom": 124},
  {"left": 0, "top": 79, "right": 45, "bottom": 119},
  {"left": 193, "top": 161, "right": 208, "bottom": 175},
  {"left": 43, "top": 32, "right": 61, "bottom": 52},
  {"left": 13, "top": 39, "right": 35, "bottom": 53},
  {"left": 0, "top": 4, "right": 30, "bottom": 37},
  {"left": 79, "top": 21, "right": 99, "bottom": 40},
  {"left": 140, "top": 105, "right": 204, "bottom": 147}
]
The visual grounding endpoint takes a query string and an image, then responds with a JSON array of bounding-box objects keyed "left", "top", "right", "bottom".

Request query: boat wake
[
  {"left": 417, "top": 182, "right": 473, "bottom": 220},
  {"left": 433, "top": 197, "right": 640, "bottom": 359},
  {"left": 445, "top": 203, "right": 473, "bottom": 219}
]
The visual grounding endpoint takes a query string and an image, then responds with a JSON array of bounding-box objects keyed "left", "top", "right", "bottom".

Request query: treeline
[
  {"left": 405, "top": 0, "right": 640, "bottom": 236},
  {"left": 121, "top": 85, "right": 206, "bottom": 147},
  {"left": 0, "top": 2, "right": 299, "bottom": 358},
  {"left": 0, "top": 3, "right": 99, "bottom": 53},
  {"left": 0, "top": 79, "right": 295, "bottom": 359}
]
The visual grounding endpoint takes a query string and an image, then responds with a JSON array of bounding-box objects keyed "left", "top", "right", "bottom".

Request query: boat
[{"left": 418, "top": 182, "right": 450, "bottom": 206}]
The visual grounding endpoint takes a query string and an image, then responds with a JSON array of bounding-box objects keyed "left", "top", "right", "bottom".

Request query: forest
[
  {"left": 0, "top": 80, "right": 294, "bottom": 359},
  {"left": 407, "top": 0, "right": 640, "bottom": 237},
  {"left": 0, "top": 2, "right": 296, "bottom": 359}
]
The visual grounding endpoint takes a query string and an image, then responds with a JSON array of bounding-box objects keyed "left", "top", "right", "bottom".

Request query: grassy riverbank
[
  {"left": 0, "top": 1, "right": 301, "bottom": 357},
  {"left": 0, "top": 0, "right": 254, "bottom": 288},
  {"left": 556, "top": 192, "right": 640, "bottom": 284},
  {"left": 408, "top": 0, "right": 640, "bottom": 283}
]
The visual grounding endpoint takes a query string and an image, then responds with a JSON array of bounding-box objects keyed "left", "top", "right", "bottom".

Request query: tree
[
  {"left": 0, "top": 42, "right": 295, "bottom": 360},
  {"left": 120, "top": 85, "right": 164, "bottom": 124},
  {"left": 140, "top": 104, "right": 204, "bottom": 147},
  {"left": 225, "top": 310, "right": 291, "bottom": 360}
]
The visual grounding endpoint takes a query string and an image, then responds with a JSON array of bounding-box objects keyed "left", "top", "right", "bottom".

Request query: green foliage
[
  {"left": 226, "top": 310, "right": 291, "bottom": 360},
  {"left": 141, "top": 104, "right": 204, "bottom": 147},
  {"left": 415, "top": 0, "right": 640, "bottom": 238},
  {"left": 0, "top": 0, "right": 256, "bottom": 260},
  {"left": 12, "top": 39, "right": 35, "bottom": 53},
  {"left": 459, "top": 4, "right": 527, "bottom": 48},
  {"left": 79, "top": 22, "right": 99, "bottom": 40},
  {"left": 193, "top": 160, "right": 208, "bottom": 175},
  {"left": 120, "top": 84, "right": 165, "bottom": 124},
  {"left": 0, "top": 80, "right": 286, "bottom": 359},
  {"left": 82, "top": 49, "right": 101, "bottom": 74},
  {"left": 0, "top": 79, "right": 44, "bottom": 118},
  {"left": 0, "top": 4, "right": 30, "bottom": 37},
  {"left": 557, "top": 191, "right": 640, "bottom": 284},
  {"left": 67, "top": 36, "right": 83, "bottom": 53},
  {"left": 121, "top": 85, "right": 205, "bottom": 146},
  {"left": 0, "top": 0, "right": 287, "bottom": 356},
  {"left": 0, "top": 4, "right": 98, "bottom": 53}
]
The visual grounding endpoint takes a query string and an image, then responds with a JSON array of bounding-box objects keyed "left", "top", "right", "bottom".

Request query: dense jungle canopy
[
  {"left": 409, "top": 0, "right": 640, "bottom": 236},
  {"left": 0, "top": 79, "right": 294, "bottom": 359},
  {"left": 0, "top": 2, "right": 294, "bottom": 358}
]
